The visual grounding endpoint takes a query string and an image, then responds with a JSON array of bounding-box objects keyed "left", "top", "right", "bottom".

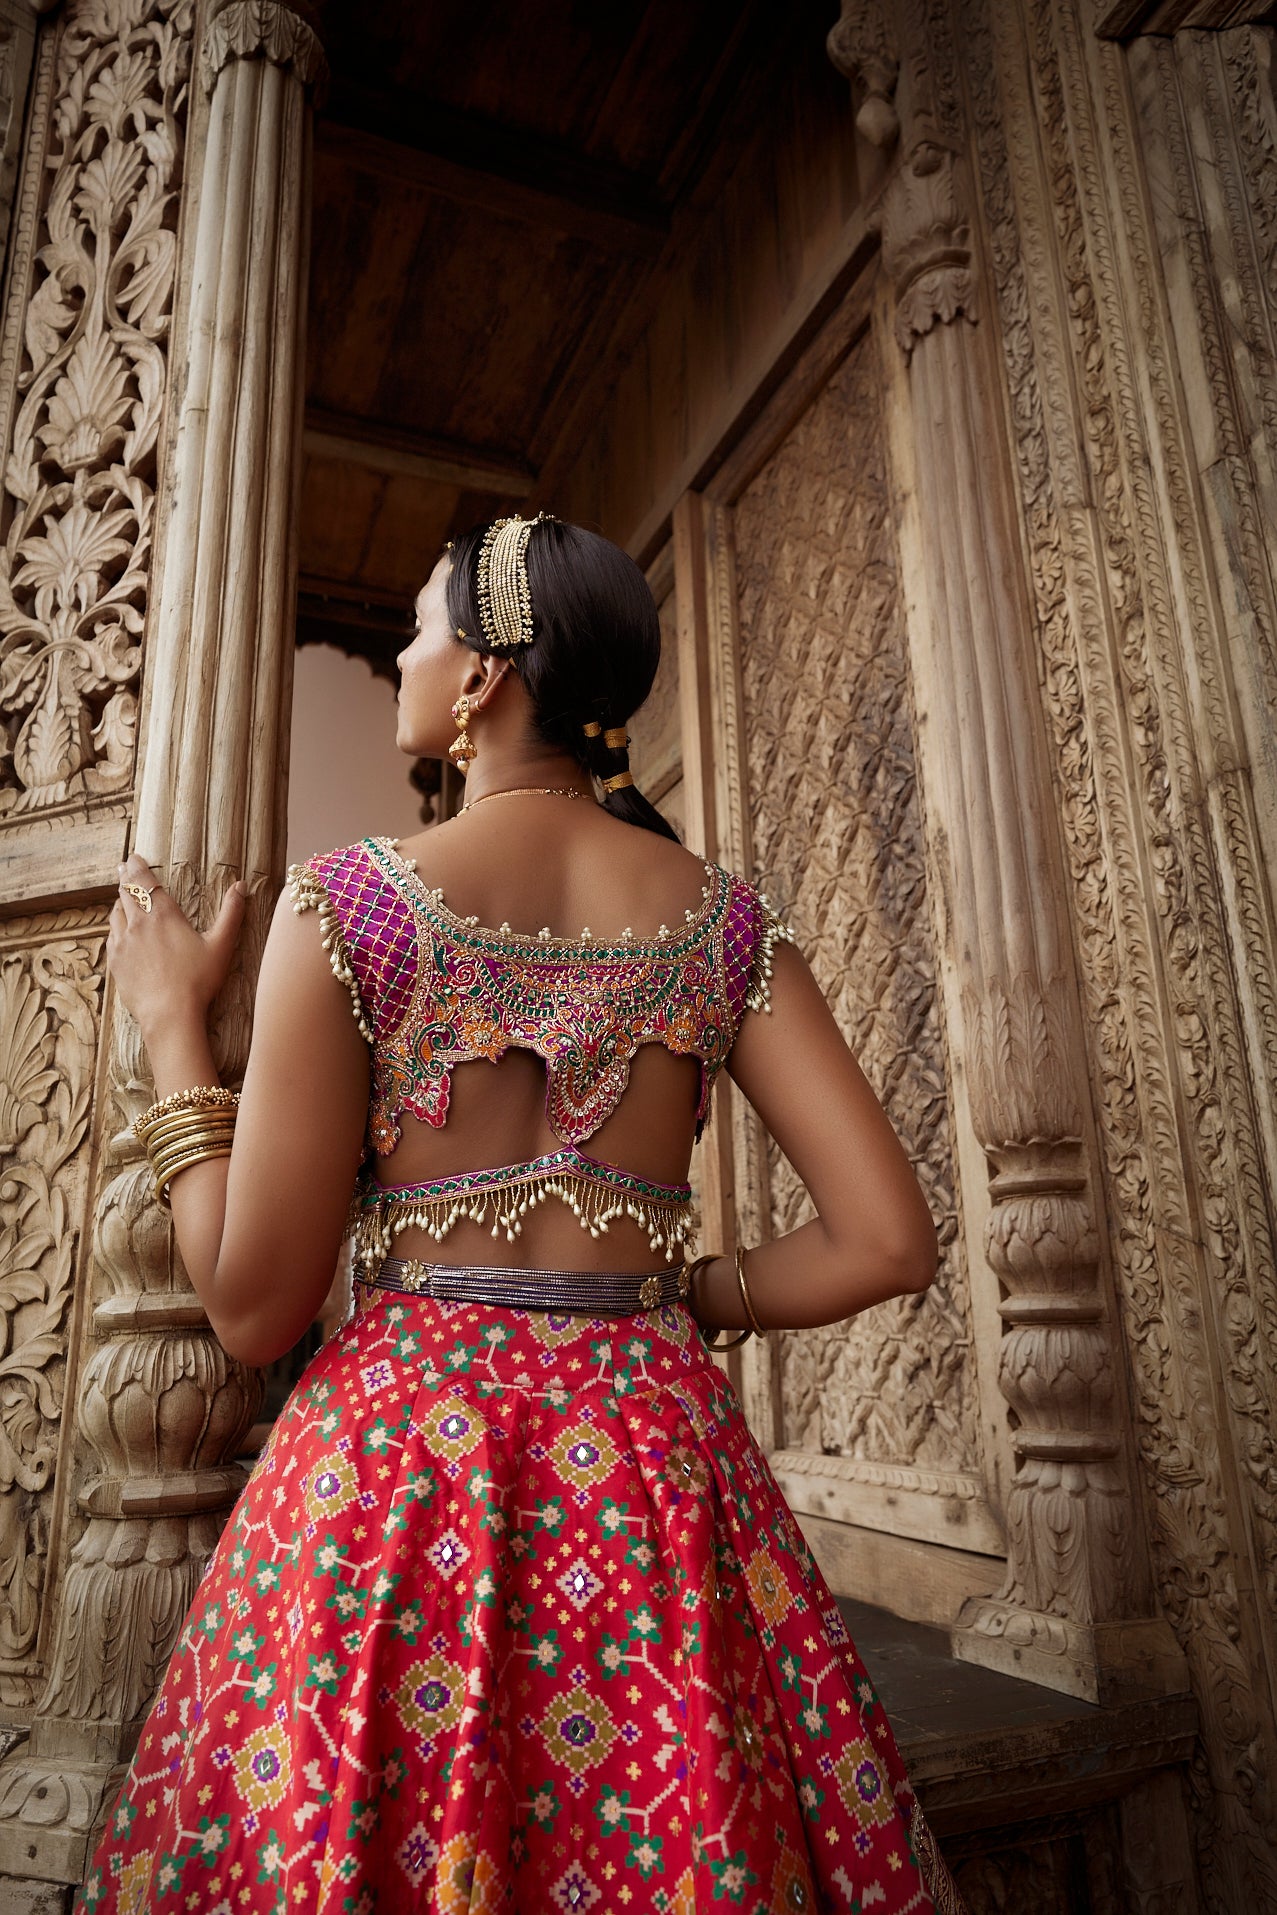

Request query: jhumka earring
[{"left": 448, "top": 693, "right": 478, "bottom": 773}]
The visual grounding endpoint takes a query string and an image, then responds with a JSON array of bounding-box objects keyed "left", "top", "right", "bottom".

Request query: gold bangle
[
  {"left": 139, "top": 1109, "right": 238, "bottom": 1144},
  {"left": 146, "top": 1126, "right": 237, "bottom": 1178},
  {"left": 686, "top": 1252, "right": 753, "bottom": 1351},
  {"left": 136, "top": 1086, "right": 238, "bottom": 1137},
  {"left": 143, "top": 1124, "right": 237, "bottom": 1165},
  {"left": 148, "top": 1132, "right": 236, "bottom": 1178},
  {"left": 735, "top": 1247, "right": 766, "bottom": 1337},
  {"left": 152, "top": 1140, "right": 233, "bottom": 1209},
  {"left": 601, "top": 770, "right": 635, "bottom": 793},
  {"left": 148, "top": 1128, "right": 236, "bottom": 1168}
]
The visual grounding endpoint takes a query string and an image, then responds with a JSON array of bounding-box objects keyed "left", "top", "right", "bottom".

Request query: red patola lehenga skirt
[{"left": 77, "top": 1287, "right": 961, "bottom": 1913}]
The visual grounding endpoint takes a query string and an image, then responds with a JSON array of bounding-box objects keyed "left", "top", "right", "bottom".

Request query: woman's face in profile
[{"left": 395, "top": 556, "right": 461, "bottom": 758}]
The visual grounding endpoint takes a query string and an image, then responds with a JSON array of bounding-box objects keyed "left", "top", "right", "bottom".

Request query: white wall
[{"left": 287, "top": 643, "right": 427, "bottom": 865}]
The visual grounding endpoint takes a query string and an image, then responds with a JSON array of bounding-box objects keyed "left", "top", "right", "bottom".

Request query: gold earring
[{"left": 448, "top": 693, "right": 478, "bottom": 772}]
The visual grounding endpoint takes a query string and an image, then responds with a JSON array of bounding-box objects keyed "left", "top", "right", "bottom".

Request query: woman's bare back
[{"left": 378, "top": 801, "right": 714, "bottom": 1270}]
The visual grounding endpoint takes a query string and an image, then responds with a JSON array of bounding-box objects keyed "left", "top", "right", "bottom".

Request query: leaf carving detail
[{"left": 0, "top": 0, "right": 191, "bottom": 816}]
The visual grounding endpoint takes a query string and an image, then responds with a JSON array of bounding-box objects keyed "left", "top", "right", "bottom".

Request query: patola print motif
[
  {"left": 78, "top": 1294, "right": 959, "bottom": 1912},
  {"left": 77, "top": 840, "right": 962, "bottom": 1910}
]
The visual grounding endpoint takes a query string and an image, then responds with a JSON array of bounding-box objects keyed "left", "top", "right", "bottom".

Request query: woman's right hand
[
  {"left": 109, "top": 853, "right": 248, "bottom": 1039},
  {"left": 724, "top": 939, "right": 938, "bottom": 1328}
]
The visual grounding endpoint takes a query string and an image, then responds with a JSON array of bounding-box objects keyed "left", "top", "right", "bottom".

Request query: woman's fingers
[
  {"left": 120, "top": 851, "right": 158, "bottom": 884},
  {"left": 202, "top": 881, "right": 248, "bottom": 966},
  {"left": 117, "top": 854, "right": 164, "bottom": 923}
]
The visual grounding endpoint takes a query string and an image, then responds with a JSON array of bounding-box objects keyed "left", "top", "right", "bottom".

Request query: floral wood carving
[
  {"left": 827, "top": 0, "right": 901, "bottom": 148},
  {"left": 203, "top": 0, "right": 325, "bottom": 93},
  {"left": 0, "top": 0, "right": 191, "bottom": 816},
  {"left": 963, "top": 0, "right": 1277, "bottom": 1895},
  {"left": 735, "top": 331, "right": 977, "bottom": 1479},
  {"left": 0, "top": 916, "right": 102, "bottom": 1701},
  {"left": 880, "top": 142, "right": 978, "bottom": 352},
  {"left": 829, "top": 0, "right": 974, "bottom": 352}
]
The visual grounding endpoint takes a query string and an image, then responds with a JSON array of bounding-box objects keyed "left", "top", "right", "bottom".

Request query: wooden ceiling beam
[
  {"left": 297, "top": 575, "right": 410, "bottom": 625},
  {"left": 1095, "top": 0, "right": 1271, "bottom": 31},
  {"left": 315, "top": 117, "right": 669, "bottom": 259},
  {"left": 303, "top": 406, "right": 535, "bottom": 496}
]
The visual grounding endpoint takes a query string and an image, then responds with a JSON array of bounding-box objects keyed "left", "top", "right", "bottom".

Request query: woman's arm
[
  {"left": 110, "top": 857, "right": 369, "bottom": 1366},
  {"left": 697, "top": 938, "right": 938, "bottom": 1332}
]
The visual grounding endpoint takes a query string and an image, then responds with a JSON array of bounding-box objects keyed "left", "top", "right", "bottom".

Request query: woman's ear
[
  {"left": 456, "top": 653, "right": 488, "bottom": 701},
  {"left": 472, "top": 656, "right": 513, "bottom": 711}
]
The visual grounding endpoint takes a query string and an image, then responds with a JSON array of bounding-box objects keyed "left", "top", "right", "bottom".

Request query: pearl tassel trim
[
  {"left": 287, "top": 863, "right": 373, "bottom": 1042},
  {"left": 352, "top": 1171, "right": 694, "bottom": 1278},
  {"left": 744, "top": 897, "right": 796, "bottom": 1016}
]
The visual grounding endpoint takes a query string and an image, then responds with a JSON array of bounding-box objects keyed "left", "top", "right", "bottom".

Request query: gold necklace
[{"left": 458, "top": 784, "right": 591, "bottom": 814}]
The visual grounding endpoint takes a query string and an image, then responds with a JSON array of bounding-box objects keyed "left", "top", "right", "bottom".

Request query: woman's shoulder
[{"left": 284, "top": 836, "right": 420, "bottom": 1045}]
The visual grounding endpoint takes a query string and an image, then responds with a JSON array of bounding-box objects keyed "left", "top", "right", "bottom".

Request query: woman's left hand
[{"left": 108, "top": 853, "right": 248, "bottom": 1038}]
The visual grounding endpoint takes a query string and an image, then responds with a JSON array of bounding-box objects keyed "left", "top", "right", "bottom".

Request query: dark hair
[{"left": 443, "top": 518, "right": 680, "bottom": 842}]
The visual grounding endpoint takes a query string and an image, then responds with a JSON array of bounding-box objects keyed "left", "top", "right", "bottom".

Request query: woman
[{"left": 80, "top": 516, "right": 963, "bottom": 1912}]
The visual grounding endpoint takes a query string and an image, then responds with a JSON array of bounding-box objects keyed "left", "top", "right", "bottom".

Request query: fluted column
[
  {"left": 0, "top": 2, "right": 324, "bottom": 1895},
  {"left": 830, "top": 0, "right": 1186, "bottom": 1702}
]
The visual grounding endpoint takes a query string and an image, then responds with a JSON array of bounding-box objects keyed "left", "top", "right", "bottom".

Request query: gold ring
[{"left": 121, "top": 882, "right": 156, "bottom": 913}]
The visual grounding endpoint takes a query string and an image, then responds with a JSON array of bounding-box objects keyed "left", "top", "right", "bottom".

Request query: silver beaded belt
[{"left": 359, "top": 1256, "right": 693, "bottom": 1317}]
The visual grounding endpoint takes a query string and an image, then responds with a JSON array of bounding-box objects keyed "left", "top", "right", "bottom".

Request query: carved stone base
[
  {"left": 0, "top": 1880, "right": 72, "bottom": 1915},
  {"left": 951, "top": 1597, "right": 1190, "bottom": 1705},
  {"left": 0, "top": 1763, "right": 119, "bottom": 1888}
]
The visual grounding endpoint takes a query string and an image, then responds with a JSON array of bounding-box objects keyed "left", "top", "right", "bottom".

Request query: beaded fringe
[
  {"left": 287, "top": 862, "right": 372, "bottom": 1042},
  {"left": 352, "top": 1171, "right": 694, "bottom": 1275},
  {"left": 744, "top": 899, "right": 797, "bottom": 1015}
]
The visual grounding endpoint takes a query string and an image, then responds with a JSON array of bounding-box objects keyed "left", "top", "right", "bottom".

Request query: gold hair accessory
[
  {"left": 135, "top": 1087, "right": 239, "bottom": 1208},
  {"left": 476, "top": 512, "right": 554, "bottom": 651},
  {"left": 686, "top": 1253, "right": 754, "bottom": 1350},
  {"left": 581, "top": 720, "right": 603, "bottom": 739},
  {"left": 602, "top": 727, "right": 629, "bottom": 750},
  {"left": 601, "top": 771, "right": 635, "bottom": 793},
  {"left": 121, "top": 881, "right": 156, "bottom": 912},
  {"left": 448, "top": 693, "right": 478, "bottom": 773}
]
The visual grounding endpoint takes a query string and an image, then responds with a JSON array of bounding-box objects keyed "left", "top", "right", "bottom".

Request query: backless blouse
[{"left": 288, "top": 835, "right": 793, "bottom": 1267}]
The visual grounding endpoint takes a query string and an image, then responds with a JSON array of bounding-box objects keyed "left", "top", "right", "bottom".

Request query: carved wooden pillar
[
  {"left": 0, "top": 2, "right": 323, "bottom": 1899},
  {"left": 829, "top": 0, "right": 1187, "bottom": 1703}
]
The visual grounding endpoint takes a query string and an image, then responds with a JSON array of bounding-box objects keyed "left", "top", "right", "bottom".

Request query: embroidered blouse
[{"left": 288, "top": 834, "right": 793, "bottom": 1266}]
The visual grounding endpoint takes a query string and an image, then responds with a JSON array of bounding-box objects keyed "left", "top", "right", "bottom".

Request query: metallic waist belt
[{"left": 358, "top": 1256, "right": 693, "bottom": 1317}]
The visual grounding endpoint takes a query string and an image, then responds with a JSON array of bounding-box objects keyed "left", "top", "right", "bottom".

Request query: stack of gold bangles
[
  {"left": 685, "top": 1247, "right": 767, "bottom": 1350},
  {"left": 134, "top": 1086, "right": 239, "bottom": 1208}
]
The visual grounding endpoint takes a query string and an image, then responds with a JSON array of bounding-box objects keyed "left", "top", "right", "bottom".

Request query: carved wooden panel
[
  {"left": 0, "top": 2, "right": 37, "bottom": 295},
  {"left": 0, "top": 909, "right": 103, "bottom": 1707},
  {"left": 0, "top": 0, "right": 191, "bottom": 821},
  {"left": 734, "top": 330, "right": 976, "bottom": 1475},
  {"left": 629, "top": 569, "right": 683, "bottom": 814},
  {"left": 947, "top": 1806, "right": 1124, "bottom": 1915},
  {"left": 963, "top": 0, "right": 1277, "bottom": 1899}
]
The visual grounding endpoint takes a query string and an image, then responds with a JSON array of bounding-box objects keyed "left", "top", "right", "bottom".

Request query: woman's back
[{"left": 302, "top": 797, "right": 783, "bottom": 1272}]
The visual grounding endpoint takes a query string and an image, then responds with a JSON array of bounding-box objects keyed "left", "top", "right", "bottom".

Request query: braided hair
[{"left": 443, "top": 518, "right": 680, "bottom": 843}]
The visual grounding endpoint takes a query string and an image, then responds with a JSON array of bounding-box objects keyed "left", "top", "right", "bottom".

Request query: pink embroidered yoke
[{"left": 288, "top": 834, "right": 791, "bottom": 1159}]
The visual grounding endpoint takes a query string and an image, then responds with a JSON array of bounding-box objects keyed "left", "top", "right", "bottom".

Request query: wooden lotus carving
[{"left": 0, "top": 0, "right": 190, "bottom": 815}]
